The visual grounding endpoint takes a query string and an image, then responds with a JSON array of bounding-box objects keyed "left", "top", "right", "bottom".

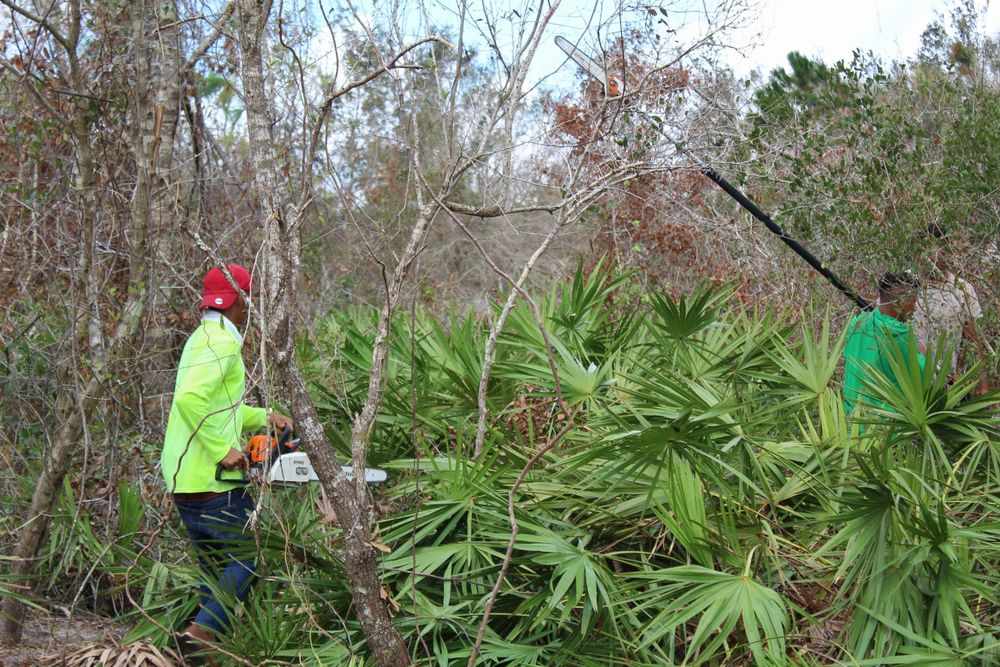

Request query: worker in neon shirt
[{"left": 161, "top": 264, "right": 293, "bottom": 663}]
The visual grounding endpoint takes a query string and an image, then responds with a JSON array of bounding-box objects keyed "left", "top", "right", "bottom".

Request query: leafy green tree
[
  {"left": 742, "top": 3, "right": 999, "bottom": 338},
  {"left": 752, "top": 51, "right": 854, "bottom": 130}
]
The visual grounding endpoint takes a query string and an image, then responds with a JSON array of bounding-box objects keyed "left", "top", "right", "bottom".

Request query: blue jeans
[{"left": 175, "top": 489, "right": 257, "bottom": 636}]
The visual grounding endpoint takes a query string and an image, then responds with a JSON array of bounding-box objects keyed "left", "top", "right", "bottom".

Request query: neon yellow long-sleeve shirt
[{"left": 161, "top": 315, "right": 266, "bottom": 493}]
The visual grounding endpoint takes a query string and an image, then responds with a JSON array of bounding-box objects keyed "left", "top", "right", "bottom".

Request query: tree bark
[
  {"left": 234, "top": 1, "right": 412, "bottom": 664},
  {"left": 0, "top": 0, "right": 181, "bottom": 644}
]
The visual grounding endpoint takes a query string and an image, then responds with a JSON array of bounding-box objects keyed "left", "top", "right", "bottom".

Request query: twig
[
  {"left": 306, "top": 35, "right": 451, "bottom": 169},
  {"left": 466, "top": 409, "right": 579, "bottom": 667}
]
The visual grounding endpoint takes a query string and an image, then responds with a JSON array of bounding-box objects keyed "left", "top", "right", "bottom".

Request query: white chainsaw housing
[{"left": 266, "top": 451, "right": 387, "bottom": 485}]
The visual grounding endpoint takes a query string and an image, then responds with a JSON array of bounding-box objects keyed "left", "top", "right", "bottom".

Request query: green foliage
[
  {"left": 36, "top": 267, "right": 999, "bottom": 664},
  {"left": 745, "top": 5, "right": 1000, "bottom": 286},
  {"left": 115, "top": 479, "right": 144, "bottom": 553},
  {"left": 752, "top": 51, "right": 855, "bottom": 130},
  {"left": 283, "top": 269, "right": 1000, "bottom": 664},
  {"left": 629, "top": 563, "right": 790, "bottom": 664}
]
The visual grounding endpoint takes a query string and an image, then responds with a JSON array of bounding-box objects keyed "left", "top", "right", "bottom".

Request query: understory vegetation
[
  {"left": 23, "top": 268, "right": 1000, "bottom": 665},
  {"left": 3, "top": 0, "right": 1000, "bottom": 664}
]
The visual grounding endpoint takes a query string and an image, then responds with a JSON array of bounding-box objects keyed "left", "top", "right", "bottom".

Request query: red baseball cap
[{"left": 200, "top": 264, "right": 252, "bottom": 310}]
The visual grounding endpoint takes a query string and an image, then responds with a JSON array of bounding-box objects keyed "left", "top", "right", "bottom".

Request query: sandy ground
[{"left": 0, "top": 609, "right": 125, "bottom": 667}]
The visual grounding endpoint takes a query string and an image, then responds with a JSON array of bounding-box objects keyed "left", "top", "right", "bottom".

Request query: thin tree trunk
[
  {"left": 0, "top": 0, "right": 180, "bottom": 644},
  {"left": 234, "top": 1, "right": 412, "bottom": 664},
  {"left": 0, "top": 70, "right": 100, "bottom": 655},
  {"left": 1, "top": 387, "right": 86, "bottom": 643}
]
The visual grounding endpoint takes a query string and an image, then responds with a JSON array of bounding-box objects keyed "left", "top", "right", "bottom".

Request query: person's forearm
[{"left": 239, "top": 404, "right": 267, "bottom": 430}]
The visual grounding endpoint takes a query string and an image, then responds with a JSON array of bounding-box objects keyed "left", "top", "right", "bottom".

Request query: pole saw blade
[{"left": 555, "top": 36, "right": 623, "bottom": 98}]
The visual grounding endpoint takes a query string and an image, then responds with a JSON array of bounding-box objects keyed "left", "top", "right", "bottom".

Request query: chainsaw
[{"left": 215, "top": 426, "right": 387, "bottom": 486}]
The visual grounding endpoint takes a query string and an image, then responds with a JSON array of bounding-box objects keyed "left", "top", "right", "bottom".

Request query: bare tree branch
[
  {"left": 442, "top": 200, "right": 564, "bottom": 218},
  {"left": 181, "top": 1, "right": 235, "bottom": 74},
  {"left": 306, "top": 35, "right": 452, "bottom": 169},
  {"left": 0, "top": 0, "right": 70, "bottom": 53}
]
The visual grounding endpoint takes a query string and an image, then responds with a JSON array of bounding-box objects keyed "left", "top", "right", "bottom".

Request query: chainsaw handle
[
  {"left": 215, "top": 425, "right": 293, "bottom": 483},
  {"left": 215, "top": 458, "right": 249, "bottom": 483}
]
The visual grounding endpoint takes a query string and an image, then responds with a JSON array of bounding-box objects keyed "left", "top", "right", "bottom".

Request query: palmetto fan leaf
[
  {"left": 814, "top": 425, "right": 1000, "bottom": 661},
  {"left": 502, "top": 522, "right": 621, "bottom": 635},
  {"left": 857, "top": 335, "right": 999, "bottom": 451},
  {"left": 497, "top": 336, "right": 619, "bottom": 406},
  {"left": 628, "top": 564, "right": 791, "bottom": 665},
  {"left": 647, "top": 286, "right": 726, "bottom": 341},
  {"left": 497, "top": 259, "right": 632, "bottom": 361},
  {"left": 767, "top": 316, "right": 846, "bottom": 407}
]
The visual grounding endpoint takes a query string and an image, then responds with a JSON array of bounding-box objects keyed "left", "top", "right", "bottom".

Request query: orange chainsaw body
[{"left": 244, "top": 434, "right": 296, "bottom": 465}]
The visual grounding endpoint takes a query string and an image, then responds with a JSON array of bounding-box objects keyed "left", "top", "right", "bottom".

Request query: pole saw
[
  {"left": 216, "top": 426, "right": 387, "bottom": 486},
  {"left": 554, "top": 36, "right": 871, "bottom": 311}
]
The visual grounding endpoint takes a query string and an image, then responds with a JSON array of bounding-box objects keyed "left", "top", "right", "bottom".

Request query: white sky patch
[
  {"left": 730, "top": 0, "right": 1000, "bottom": 76},
  {"left": 362, "top": 0, "right": 1000, "bottom": 103}
]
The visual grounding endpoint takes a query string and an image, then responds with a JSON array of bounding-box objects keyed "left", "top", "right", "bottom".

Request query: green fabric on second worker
[
  {"left": 842, "top": 310, "right": 925, "bottom": 414},
  {"left": 161, "top": 316, "right": 267, "bottom": 493}
]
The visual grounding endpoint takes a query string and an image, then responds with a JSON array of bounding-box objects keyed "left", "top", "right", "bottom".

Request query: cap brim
[{"left": 200, "top": 292, "right": 238, "bottom": 310}]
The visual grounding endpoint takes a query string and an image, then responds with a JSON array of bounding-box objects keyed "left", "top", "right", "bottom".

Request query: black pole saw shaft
[
  {"left": 701, "top": 166, "right": 871, "bottom": 310},
  {"left": 642, "top": 114, "right": 871, "bottom": 311},
  {"left": 553, "top": 35, "right": 871, "bottom": 310}
]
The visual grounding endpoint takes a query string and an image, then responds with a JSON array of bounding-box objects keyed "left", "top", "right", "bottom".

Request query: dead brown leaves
[{"left": 40, "top": 640, "right": 179, "bottom": 667}]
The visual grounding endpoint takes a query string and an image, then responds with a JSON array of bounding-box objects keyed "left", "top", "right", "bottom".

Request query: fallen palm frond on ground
[{"left": 40, "top": 640, "right": 179, "bottom": 667}]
